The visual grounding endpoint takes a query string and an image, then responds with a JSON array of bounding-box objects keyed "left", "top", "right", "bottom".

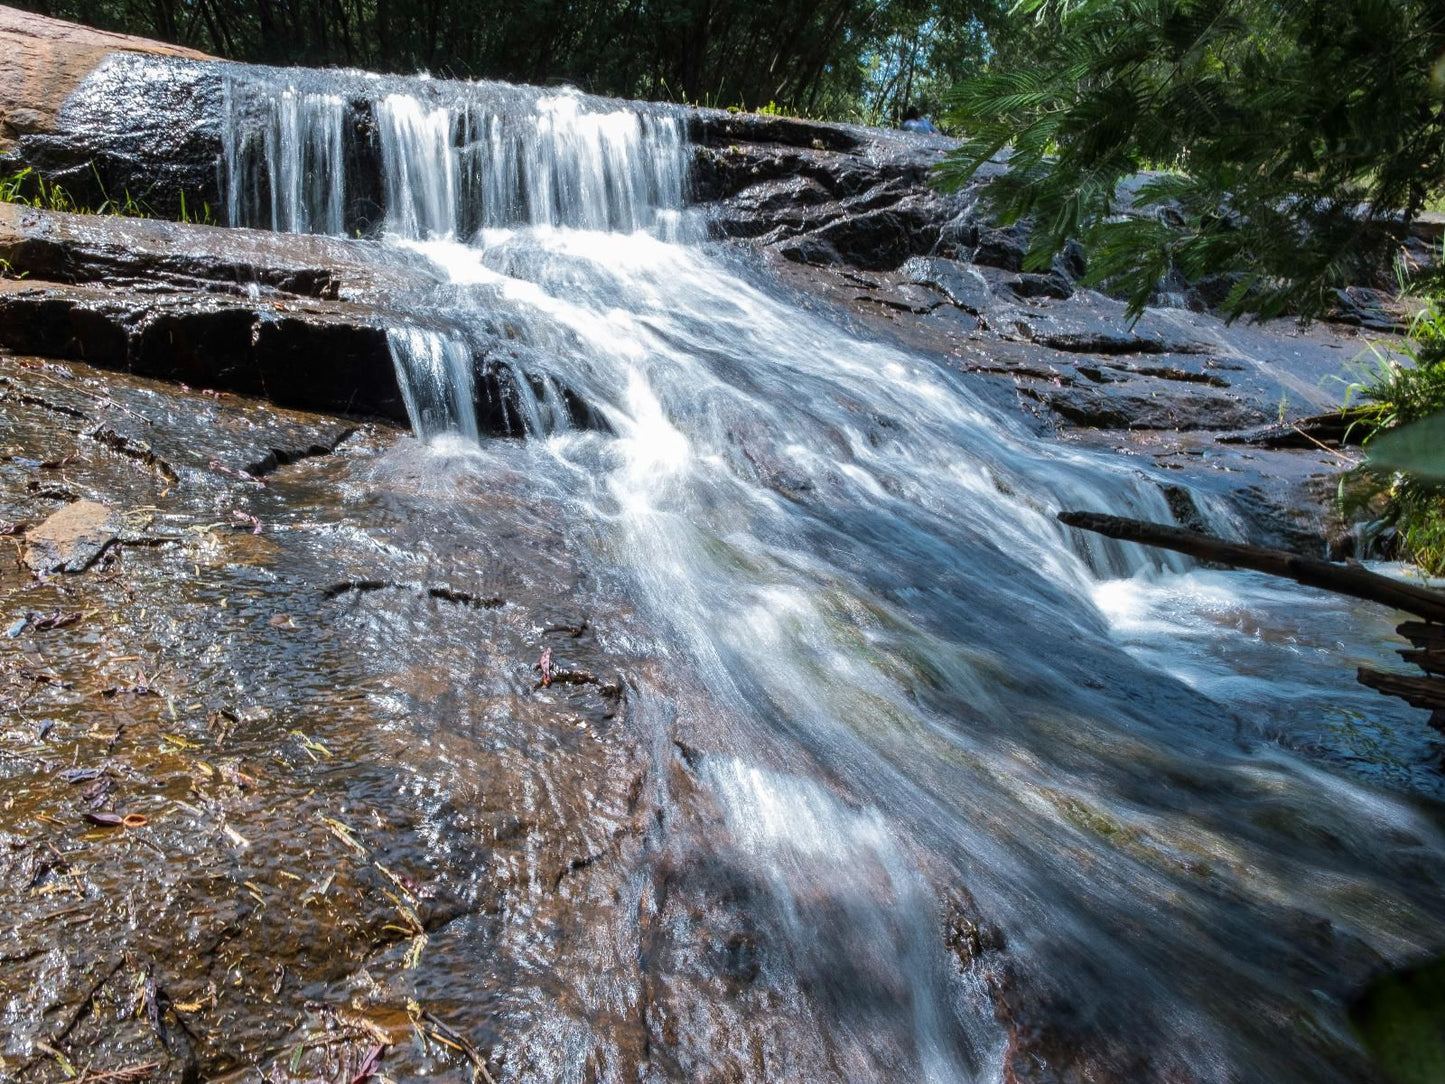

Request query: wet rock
[
  {"left": 0, "top": 6, "right": 208, "bottom": 154},
  {"left": 901, "top": 256, "right": 992, "bottom": 314},
  {"left": 1006, "top": 290, "right": 1223, "bottom": 356},
  {"left": 801, "top": 198, "right": 944, "bottom": 271},
  {"left": 0, "top": 203, "right": 429, "bottom": 300},
  {"left": 0, "top": 278, "right": 407, "bottom": 423},
  {"left": 1025, "top": 378, "right": 1271, "bottom": 431},
  {"left": 23, "top": 498, "right": 120, "bottom": 572},
  {"left": 9, "top": 52, "right": 224, "bottom": 221},
  {"left": 711, "top": 176, "right": 836, "bottom": 239},
  {"left": 971, "top": 226, "right": 1028, "bottom": 272},
  {"left": 1006, "top": 272, "right": 1074, "bottom": 301},
  {"left": 1326, "top": 286, "right": 1403, "bottom": 333}
]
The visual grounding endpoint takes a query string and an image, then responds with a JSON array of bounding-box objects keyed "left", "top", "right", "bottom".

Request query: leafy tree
[
  {"left": 853, "top": 0, "right": 998, "bottom": 126},
  {"left": 16, "top": 0, "right": 1008, "bottom": 121},
  {"left": 935, "top": 0, "right": 1445, "bottom": 321}
]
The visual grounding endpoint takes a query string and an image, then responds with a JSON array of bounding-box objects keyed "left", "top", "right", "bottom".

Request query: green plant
[
  {"left": 1339, "top": 289, "right": 1445, "bottom": 574},
  {"left": 0, "top": 167, "right": 78, "bottom": 213},
  {"left": 2, "top": 164, "right": 214, "bottom": 226},
  {"left": 935, "top": 0, "right": 1445, "bottom": 324},
  {"left": 176, "top": 188, "right": 216, "bottom": 226},
  {"left": 87, "top": 162, "right": 152, "bottom": 218}
]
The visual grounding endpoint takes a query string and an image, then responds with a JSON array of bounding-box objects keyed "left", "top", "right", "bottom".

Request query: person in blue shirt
[{"left": 901, "top": 106, "right": 938, "bottom": 134}]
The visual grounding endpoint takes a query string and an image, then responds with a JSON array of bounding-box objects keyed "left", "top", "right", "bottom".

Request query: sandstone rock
[
  {"left": 23, "top": 498, "right": 120, "bottom": 573},
  {"left": 0, "top": 6, "right": 207, "bottom": 153}
]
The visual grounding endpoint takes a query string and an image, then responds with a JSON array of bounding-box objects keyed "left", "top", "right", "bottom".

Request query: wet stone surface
[{"left": 0, "top": 354, "right": 655, "bottom": 1081}]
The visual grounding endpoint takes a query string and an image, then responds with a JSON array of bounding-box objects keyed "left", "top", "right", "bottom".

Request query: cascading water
[
  {"left": 218, "top": 64, "right": 1445, "bottom": 1083},
  {"left": 222, "top": 69, "right": 691, "bottom": 438}
]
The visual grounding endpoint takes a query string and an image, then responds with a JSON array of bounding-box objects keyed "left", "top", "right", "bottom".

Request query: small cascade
[
  {"left": 384, "top": 327, "right": 481, "bottom": 442},
  {"left": 386, "top": 323, "right": 587, "bottom": 440},
  {"left": 222, "top": 70, "right": 690, "bottom": 240},
  {"left": 222, "top": 82, "right": 347, "bottom": 235}
]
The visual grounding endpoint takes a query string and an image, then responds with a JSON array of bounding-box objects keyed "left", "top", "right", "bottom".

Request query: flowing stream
[{"left": 215, "top": 67, "right": 1445, "bottom": 1081}]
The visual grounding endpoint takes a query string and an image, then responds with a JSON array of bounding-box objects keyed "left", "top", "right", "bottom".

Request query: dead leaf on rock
[{"left": 23, "top": 500, "right": 121, "bottom": 574}]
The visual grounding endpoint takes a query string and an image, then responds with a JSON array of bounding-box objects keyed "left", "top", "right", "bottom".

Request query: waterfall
[
  {"left": 222, "top": 82, "right": 347, "bottom": 235},
  {"left": 222, "top": 72, "right": 690, "bottom": 240},
  {"left": 384, "top": 326, "right": 480, "bottom": 442},
  {"left": 212, "top": 67, "right": 1445, "bottom": 1084}
]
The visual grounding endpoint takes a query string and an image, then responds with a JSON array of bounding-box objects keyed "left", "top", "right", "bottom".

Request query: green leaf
[{"left": 1367, "top": 410, "right": 1445, "bottom": 480}]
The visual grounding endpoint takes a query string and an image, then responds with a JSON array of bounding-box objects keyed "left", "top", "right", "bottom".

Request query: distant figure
[{"left": 901, "top": 106, "right": 938, "bottom": 134}]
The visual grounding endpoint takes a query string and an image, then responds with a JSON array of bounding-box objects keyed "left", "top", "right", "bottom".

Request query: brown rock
[
  {"left": 0, "top": 5, "right": 208, "bottom": 153},
  {"left": 23, "top": 498, "right": 121, "bottom": 573}
]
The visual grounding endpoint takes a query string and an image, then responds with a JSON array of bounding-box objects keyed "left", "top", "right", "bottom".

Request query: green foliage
[
  {"left": 1340, "top": 289, "right": 1445, "bottom": 574},
  {"left": 175, "top": 188, "right": 216, "bottom": 226},
  {"left": 935, "top": 0, "right": 1445, "bottom": 323},
  {"left": 0, "top": 167, "right": 80, "bottom": 212},
  {"left": 1343, "top": 306, "right": 1445, "bottom": 441},
  {"left": 13, "top": 0, "right": 1007, "bottom": 122}
]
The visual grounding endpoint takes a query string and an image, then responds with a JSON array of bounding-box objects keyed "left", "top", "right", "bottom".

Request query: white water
[{"left": 219, "top": 69, "right": 1445, "bottom": 1083}]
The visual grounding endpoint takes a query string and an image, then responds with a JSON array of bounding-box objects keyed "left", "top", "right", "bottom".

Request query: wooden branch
[
  {"left": 1399, "top": 648, "right": 1445, "bottom": 676},
  {"left": 1058, "top": 511, "right": 1445, "bottom": 623},
  {"left": 1398, "top": 621, "right": 1445, "bottom": 650}
]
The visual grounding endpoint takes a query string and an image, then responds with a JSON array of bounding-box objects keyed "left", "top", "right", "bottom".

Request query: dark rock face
[
  {"left": 0, "top": 279, "right": 405, "bottom": 421},
  {"left": 689, "top": 110, "right": 972, "bottom": 276},
  {"left": 13, "top": 53, "right": 225, "bottom": 220},
  {"left": 0, "top": 205, "right": 414, "bottom": 424}
]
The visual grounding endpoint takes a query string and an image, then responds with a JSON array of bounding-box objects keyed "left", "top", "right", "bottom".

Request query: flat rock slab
[{"left": 23, "top": 497, "right": 120, "bottom": 572}]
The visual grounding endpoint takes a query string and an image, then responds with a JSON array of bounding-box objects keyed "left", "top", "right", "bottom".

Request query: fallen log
[
  {"left": 1357, "top": 667, "right": 1445, "bottom": 722},
  {"left": 1058, "top": 511, "right": 1445, "bottom": 623},
  {"left": 1399, "top": 648, "right": 1445, "bottom": 676},
  {"left": 1398, "top": 621, "right": 1445, "bottom": 650}
]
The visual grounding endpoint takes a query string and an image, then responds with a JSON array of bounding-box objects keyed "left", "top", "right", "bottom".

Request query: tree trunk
[{"left": 1057, "top": 511, "right": 1445, "bottom": 623}]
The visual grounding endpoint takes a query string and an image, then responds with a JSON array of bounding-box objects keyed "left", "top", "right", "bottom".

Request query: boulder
[{"left": 0, "top": 6, "right": 208, "bottom": 152}]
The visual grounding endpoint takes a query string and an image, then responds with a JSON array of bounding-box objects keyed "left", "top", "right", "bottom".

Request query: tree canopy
[
  {"left": 936, "top": 0, "right": 1445, "bottom": 321},
  {"left": 16, "top": 0, "right": 1003, "bottom": 124}
]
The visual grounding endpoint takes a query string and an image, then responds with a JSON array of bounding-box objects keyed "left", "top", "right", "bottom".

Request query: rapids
[{"left": 213, "top": 66, "right": 1445, "bottom": 1081}]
